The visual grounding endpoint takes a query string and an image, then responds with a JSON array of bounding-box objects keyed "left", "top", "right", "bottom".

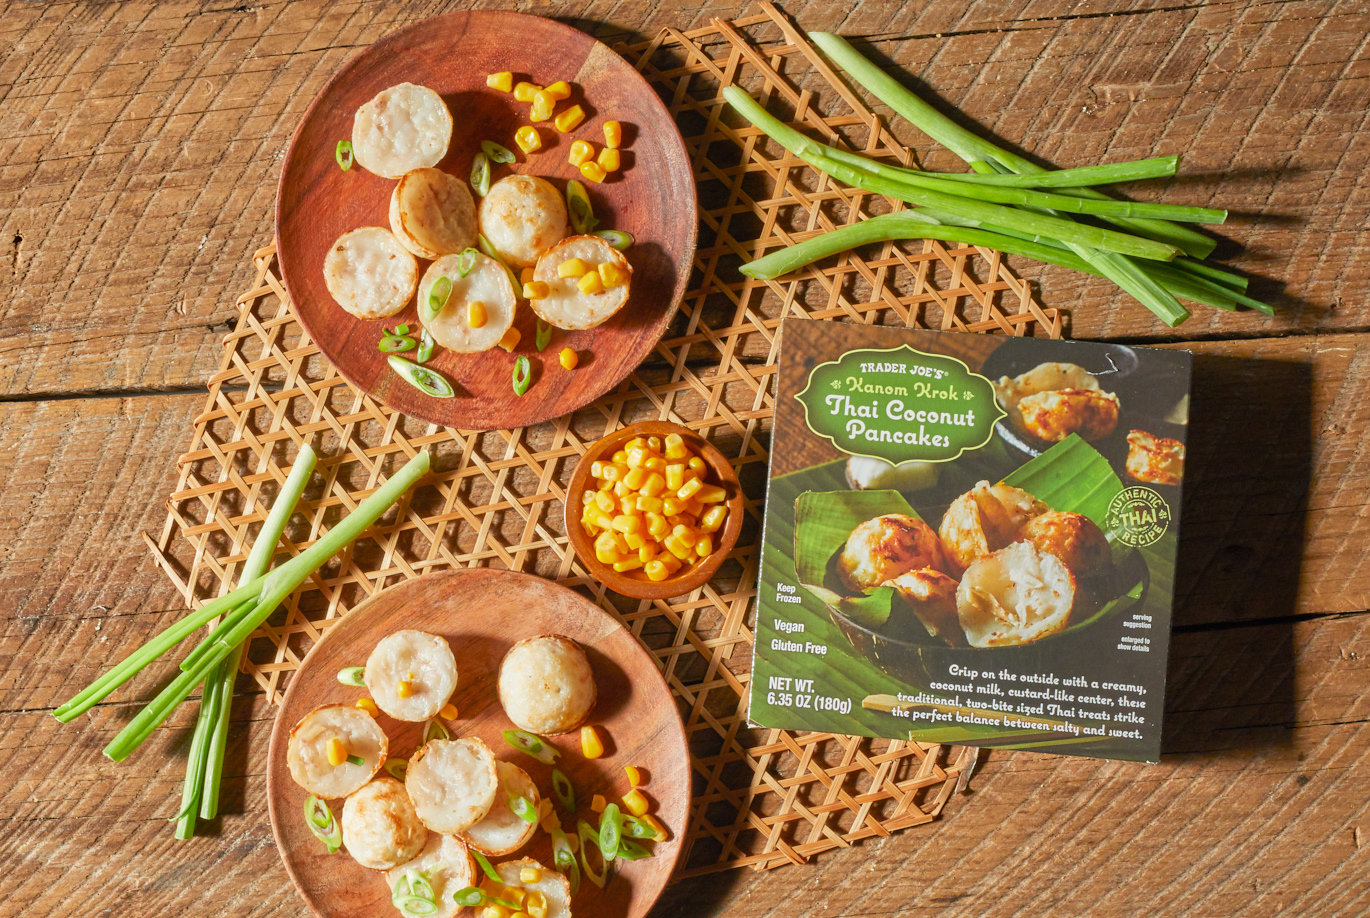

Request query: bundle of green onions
[
  {"left": 726, "top": 32, "right": 1272, "bottom": 326},
  {"left": 53, "top": 448, "right": 432, "bottom": 837}
]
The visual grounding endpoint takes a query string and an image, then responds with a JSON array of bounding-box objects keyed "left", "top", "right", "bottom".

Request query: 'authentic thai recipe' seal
[{"left": 1105, "top": 486, "right": 1172, "bottom": 548}]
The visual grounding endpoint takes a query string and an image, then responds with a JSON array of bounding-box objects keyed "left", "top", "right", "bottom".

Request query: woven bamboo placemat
[{"left": 145, "top": 4, "right": 1061, "bottom": 876}]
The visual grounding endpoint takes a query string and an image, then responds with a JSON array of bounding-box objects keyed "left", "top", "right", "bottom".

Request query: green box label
[{"left": 795, "top": 344, "right": 1005, "bottom": 463}]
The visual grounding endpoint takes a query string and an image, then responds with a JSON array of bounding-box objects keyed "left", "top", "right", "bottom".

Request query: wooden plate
[
  {"left": 275, "top": 11, "right": 697, "bottom": 430},
  {"left": 266, "top": 569, "right": 690, "bottom": 918}
]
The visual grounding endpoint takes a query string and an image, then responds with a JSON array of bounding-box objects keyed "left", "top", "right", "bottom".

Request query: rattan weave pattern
[{"left": 145, "top": 4, "right": 1061, "bottom": 876}]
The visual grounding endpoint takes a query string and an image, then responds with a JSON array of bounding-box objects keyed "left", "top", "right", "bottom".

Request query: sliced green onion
[
  {"left": 453, "top": 888, "right": 486, "bottom": 909},
  {"left": 304, "top": 796, "right": 342, "bottom": 853},
  {"left": 384, "top": 757, "right": 409, "bottom": 781},
  {"left": 416, "top": 328, "right": 435, "bottom": 364},
  {"left": 476, "top": 233, "right": 521, "bottom": 292},
  {"left": 566, "top": 179, "right": 598, "bottom": 233},
  {"left": 534, "top": 320, "right": 552, "bottom": 353},
  {"left": 481, "top": 140, "right": 516, "bottom": 164},
  {"left": 593, "top": 229, "right": 634, "bottom": 250},
  {"left": 335, "top": 140, "right": 353, "bottom": 171},
  {"left": 396, "top": 898, "right": 437, "bottom": 917},
  {"left": 579, "top": 819, "right": 611, "bottom": 888},
  {"left": 393, "top": 870, "right": 435, "bottom": 905},
  {"left": 345, "top": 753, "right": 365, "bottom": 766},
  {"left": 423, "top": 275, "right": 453, "bottom": 323},
  {"left": 598, "top": 803, "right": 622, "bottom": 861},
  {"left": 423, "top": 718, "right": 451, "bottom": 744},
  {"left": 457, "top": 247, "right": 478, "bottom": 277},
  {"left": 393, "top": 323, "right": 410, "bottom": 335},
  {"left": 389, "top": 355, "right": 455, "bottom": 399},
  {"left": 616, "top": 837, "right": 652, "bottom": 860},
  {"left": 378, "top": 335, "right": 416, "bottom": 353},
  {"left": 470, "top": 152, "right": 491, "bottom": 197},
  {"left": 551, "top": 768, "right": 575, "bottom": 812},
  {"left": 510, "top": 793, "right": 539, "bottom": 824},
  {"left": 502, "top": 728, "right": 557, "bottom": 763},
  {"left": 471, "top": 850, "right": 503, "bottom": 885},
  {"left": 511, "top": 356, "right": 533, "bottom": 397},
  {"left": 551, "top": 824, "right": 581, "bottom": 895},
  {"left": 620, "top": 812, "right": 657, "bottom": 839}
]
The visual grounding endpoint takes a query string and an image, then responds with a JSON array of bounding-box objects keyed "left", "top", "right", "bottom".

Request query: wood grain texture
[
  {"left": 277, "top": 9, "right": 697, "bottom": 429},
  {"left": 3, "top": 1, "right": 1370, "bottom": 916},
  {"left": 3, "top": 1, "right": 1370, "bottom": 399}
]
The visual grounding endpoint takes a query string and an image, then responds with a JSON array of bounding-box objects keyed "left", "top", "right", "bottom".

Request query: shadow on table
[
  {"left": 1161, "top": 351, "right": 1311, "bottom": 757},
  {"left": 653, "top": 870, "right": 745, "bottom": 917}
]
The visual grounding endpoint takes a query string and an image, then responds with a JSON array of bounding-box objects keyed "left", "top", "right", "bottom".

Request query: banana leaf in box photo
[{"left": 793, "top": 436, "right": 1150, "bottom": 689}]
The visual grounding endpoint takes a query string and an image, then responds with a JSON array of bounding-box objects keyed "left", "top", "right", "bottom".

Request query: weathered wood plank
[
  {"left": 3, "top": 1, "right": 1369, "bottom": 398},
  {"left": 5, "top": 613, "right": 1366, "bottom": 916}
]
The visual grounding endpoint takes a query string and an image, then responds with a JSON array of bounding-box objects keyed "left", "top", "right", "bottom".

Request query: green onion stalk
[
  {"left": 174, "top": 445, "right": 318, "bottom": 838},
  {"left": 54, "top": 450, "right": 432, "bottom": 768},
  {"left": 724, "top": 33, "right": 1270, "bottom": 325}
]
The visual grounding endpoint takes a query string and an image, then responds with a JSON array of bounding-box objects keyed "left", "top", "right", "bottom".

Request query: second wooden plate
[
  {"left": 266, "top": 569, "right": 690, "bottom": 918},
  {"left": 276, "top": 11, "right": 697, "bottom": 429}
]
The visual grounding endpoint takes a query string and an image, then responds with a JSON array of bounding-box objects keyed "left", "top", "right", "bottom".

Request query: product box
[{"left": 749, "top": 319, "right": 1191, "bottom": 762}]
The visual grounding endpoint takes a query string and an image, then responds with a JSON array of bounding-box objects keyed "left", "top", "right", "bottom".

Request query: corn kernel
[
  {"left": 594, "top": 491, "right": 615, "bottom": 513},
  {"left": 544, "top": 80, "right": 572, "bottom": 101},
  {"left": 558, "top": 257, "right": 589, "bottom": 278},
  {"left": 626, "top": 447, "right": 649, "bottom": 467},
  {"left": 603, "top": 120, "right": 623, "bottom": 149},
  {"left": 645, "top": 456, "right": 666, "bottom": 471},
  {"left": 622, "top": 788, "right": 651, "bottom": 817},
  {"left": 326, "top": 737, "right": 347, "bottom": 767},
  {"left": 355, "top": 697, "right": 379, "bottom": 716},
  {"left": 644, "top": 559, "right": 669, "bottom": 581},
  {"left": 468, "top": 301, "right": 488, "bottom": 329},
  {"left": 610, "top": 531, "right": 630, "bottom": 554},
  {"left": 530, "top": 90, "right": 556, "bottom": 122},
  {"left": 397, "top": 680, "right": 414, "bottom": 698},
  {"left": 567, "top": 140, "right": 594, "bottom": 167},
  {"left": 625, "top": 437, "right": 645, "bottom": 450},
  {"left": 664, "top": 464, "right": 685, "bottom": 491},
  {"left": 613, "top": 557, "right": 643, "bottom": 573},
  {"left": 611, "top": 514, "right": 642, "bottom": 534},
  {"left": 439, "top": 702, "right": 459, "bottom": 721},
  {"left": 624, "top": 765, "right": 645, "bottom": 787},
  {"left": 696, "top": 533, "right": 713, "bottom": 557},
  {"left": 660, "top": 553, "right": 683, "bottom": 573},
  {"left": 591, "top": 794, "right": 607, "bottom": 813},
  {"left": 479, "top": 905, "right": 508, "bottom": 918},
  {"left": 513, "top": 81, "right": 542, "bottom": 102},
  {"left": 677, "top": 477, "right": 704, "bottom": 500},
  {"left": 520, "top": 867, "right": 542, "bottom": 884},
  {"left": 487, "top": 71, "right": 513, "bottom": 92},
  {"left": 635, "top": 495, "right": 662, "bottom": 513},
  {"left": 504, "top": 888, "right": 526, "bottom": 907},
  {"left": 624, "top": 531, "right": 645, "bottom": 550},
  {"left": 642, "top": 813, "right": 670, "bottom": 842},
  {"left": 597, "top": 261, "right": 626, "bottom": 287},
  {"left": 663, "top": 433, "right": 687, "bottom": 459},
  {"left": 578, "top": 160, "right": 607, "bottom": 183},
  {"left": 497, "top": 326, "right": 521, "bottom": 352},
  {"left": 523, "top": 280, "right": 550, "bottom": 299},
  {"left": 662, "top": 496, "right": 685, "bottom": 516},
  {"left": 687, "top": 456, "right": 706, "bottom": 472},
  {"left": 554, "top": 104, "right": 586, "bottom": 133},
  {"left": 595, "top": 146, "right": 621, "bottom": 173},
  {"left": 601, "top": 462, "right": 627, "bottom": 483},
  {"left": 526, "top": 890, "right": 549, "bottom": 918},
  {"left": 697, "top": 484, "right": 727, "bottom": 504},
  {"left": 664, "top": 535, "right": 693, "bottom": 561},
  {"left": 577, "top": 270, "right": 603, "bottom": 294},
  {"left": 646, "top": 436, "right": 662, "bottom": 451},
  {"left": 581, "top": 725, "right": 605, "bottom": 759},
  {"left": 559, "top": 347, "right": 579, "bottom": 370},
  {"left": 623, "top": 467, "right": 647, "bottom": 489},
  {"left": 514, "top": 124, "right": 541, "bottom": 153},
  {"left": 611, "top": 449, "right": 629, "bottom": 464},
  {"left": 645, "top": 512, "right": 669, "bottom": 539},
  {"left": 700, "top": 504, "right": 728, "bottom": 533},
  {"left": 638, "top": 544, "right": 657, "bottom": 564},
  {"left": 640, "top": 472, "right": 666, "bottom": 498},
  {"left": 671, "top": 524, "right": 697, "bottom": 547}
]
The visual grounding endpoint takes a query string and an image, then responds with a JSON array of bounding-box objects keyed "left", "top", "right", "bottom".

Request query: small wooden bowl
[{"left": 565, "top": 421, "right": 745, "bottom": 600}]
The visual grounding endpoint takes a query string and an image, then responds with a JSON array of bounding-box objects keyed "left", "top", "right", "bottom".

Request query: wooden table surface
[{"left": 3, "top": 1, "right": 1368, "bottom": 916}]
